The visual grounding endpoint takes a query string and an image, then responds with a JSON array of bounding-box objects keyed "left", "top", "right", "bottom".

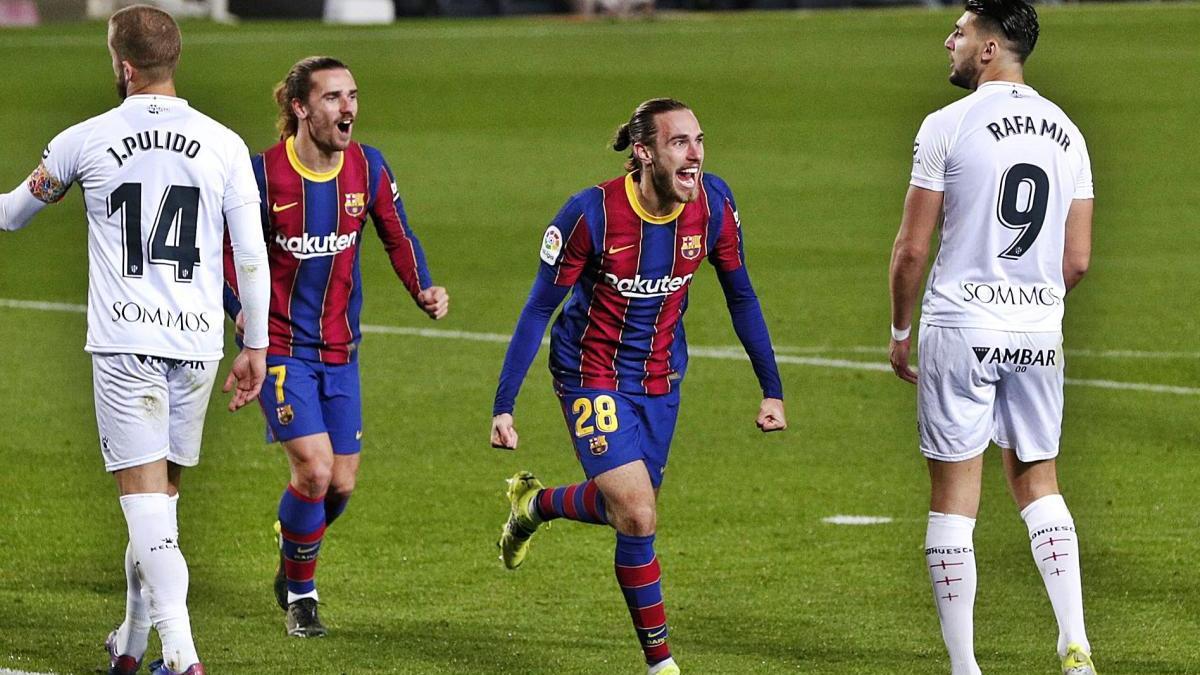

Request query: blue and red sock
[
  {"left": 533, "top": 480, "right": 608, "bottom": 525},
  {"left": 615, "top": 532, "right": 671, "bottom": 665},
  {"left": 324, "top": 492, "right": 351, "bottom": 527},
  {"left": 278, "top": 484, "right": 325, "bottom": 598}
]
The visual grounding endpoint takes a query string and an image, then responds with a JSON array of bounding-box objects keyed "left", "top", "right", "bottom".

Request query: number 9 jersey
[
  {"left": 910, "top": 81, "right": 1093, "bottom": 332},
  {"left": 34, "top": 94, "right": 260, "bottom": 361}
]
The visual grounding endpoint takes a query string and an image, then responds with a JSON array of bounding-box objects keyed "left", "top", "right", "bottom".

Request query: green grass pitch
[{"left": 1, "top": 4, "right": 1198, "bottom": 673}]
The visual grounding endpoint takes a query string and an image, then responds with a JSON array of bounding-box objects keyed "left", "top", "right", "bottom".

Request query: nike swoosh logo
[
  {"left": 272, "top": 201, "right": 298, "bottom": 213},
  {"left": 296, "top": 545, "right": 319, "bottom": 554},
  {"left": 355, "top": 430, "right": 363, "bottom": 440},
  {"left": 607, "top": 244, "right": 636, "bottom": 255},
  {"left": 646, "top": 627, "right": 667, "bottom": 639}
]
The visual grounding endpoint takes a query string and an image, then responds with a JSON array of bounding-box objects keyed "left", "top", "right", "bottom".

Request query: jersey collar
[
  {"left": 285, "top": 136, "right": 343, "bottom": 183},
  {"left": 978, "top": 80, "right": 1038, "bottom": 95},
  {"left": 122, "top": 94, "right": 189, "bottom": 107},
  {"left": 624, "top": 173, "right": 685, "bottom": 224}
]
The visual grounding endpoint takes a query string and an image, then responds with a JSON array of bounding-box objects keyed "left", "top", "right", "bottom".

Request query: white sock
[
  {"left": 120, "top": 493, "right": 199, "bottom": 672},
  {"left": 925, "top": 511, "right": 981, "bottom": 675},
  {"left": 287, "top": 589, "right": 320, "bottom": 604},
  {"left": 116, "top": 493, "right": 182, "bottom": 661},
  {"left": 1021, "top": 494, "right": 1089, "bottom": 656},
  {"left": 114, "top": 542, "right": 151, "bottom": 661}
]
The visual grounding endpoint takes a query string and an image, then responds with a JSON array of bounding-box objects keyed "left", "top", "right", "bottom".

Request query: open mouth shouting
[{"left": 676, "top": 166, "right": 700, "bottom": 191}]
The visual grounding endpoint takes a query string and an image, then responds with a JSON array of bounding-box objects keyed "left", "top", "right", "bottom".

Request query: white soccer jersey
[
  {"left": 36, "top": 94, "right": 260, "bottom": 360},
  {"left": 911, "top": 81, "right": 1093, "bottom": 332}
]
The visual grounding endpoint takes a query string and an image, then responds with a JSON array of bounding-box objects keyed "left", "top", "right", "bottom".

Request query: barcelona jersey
[
  {"left": 224, "top": 137, "right": 431, "bottom": 363},
  {"left": 539, "top": 172, "right": 745, "bottom": 396}
]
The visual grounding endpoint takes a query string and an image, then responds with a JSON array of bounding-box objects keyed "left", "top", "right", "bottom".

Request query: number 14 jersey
[
  {"left": 36, "top": 94, "right": 259, "bottom": 360},
  {"left": 911, "top": 81, "right": 1093, "bottom": 332}
]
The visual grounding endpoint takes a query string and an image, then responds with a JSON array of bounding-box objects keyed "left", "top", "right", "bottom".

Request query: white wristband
[{"left": 890, "top": 324, "right": 911, "bottom": 341}]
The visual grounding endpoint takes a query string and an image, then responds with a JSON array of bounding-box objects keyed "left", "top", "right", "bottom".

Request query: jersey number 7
[{"left": 107, "top": 182, "right": 201, "bottom": 283}]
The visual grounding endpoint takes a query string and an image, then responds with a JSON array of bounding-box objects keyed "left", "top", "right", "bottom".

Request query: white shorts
[
  {"left": 92, "top": 353, "right": 219, "bottom": 472},
  {"left": 917, "top": 326, "right": 1064, "bottom": 463}
]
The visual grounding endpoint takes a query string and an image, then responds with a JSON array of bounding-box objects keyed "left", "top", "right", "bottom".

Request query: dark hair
[
  {"left": 274, "top": 56, "right": 350, "bottom": 139},
  {"left": 965, "top": 0, "right": 1039, "bottom": 62},
  {"left": 108, "top": 4, "right": 181, "bottom": 83},
  {"left": 612, "top": 98, "right": 691, "bottom": 174}
]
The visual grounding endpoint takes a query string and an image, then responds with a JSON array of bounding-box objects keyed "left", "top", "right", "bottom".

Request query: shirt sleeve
[
  {"left": 910, "top": 111, "right": 950, "bottom": 192},
  {"left": 28, "top": 123, "right": 88, "bottom": 204},
  {"left": 369, "top": 156, "right": 432, "bottom": 299},
  {"left": 708, "top": 185, "right": 745, "bottom": 274},
  {"left": 1072, "top": 130, "right": 1094, "bottom": 200},
  {"left": 536, "top": 194, "right": 592, "bottom": 287},
  {"left": 492, "top": 274, "right": 571, "bottom": 416},
  {"left": 222, "top": 134, "right": 261, "bottom": 212}
]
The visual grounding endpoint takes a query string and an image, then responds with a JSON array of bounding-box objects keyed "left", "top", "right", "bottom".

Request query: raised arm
[{"left": 366, "top": 150, "right": 446, "bottom": 319}]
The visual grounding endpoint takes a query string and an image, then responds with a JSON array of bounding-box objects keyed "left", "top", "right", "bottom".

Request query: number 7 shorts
[
  {"left": 554, "top": 382, "right": 681, "bottom": 488},
  {"left": 917, "top": 325, "right": 1064, "bottom": 463},
  {"left": 92, "top": 353, "right": 219, "bottom": 472},
  {"left": 260, "top": 355, "right": 363, "bottom": 455}
]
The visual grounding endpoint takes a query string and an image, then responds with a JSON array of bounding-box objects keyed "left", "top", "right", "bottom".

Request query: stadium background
[{"left": 0, "top": 1, "right": 1197, "bottom": 673}]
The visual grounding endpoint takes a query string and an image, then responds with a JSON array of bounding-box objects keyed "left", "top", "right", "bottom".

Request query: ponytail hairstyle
[
  {"left": 611, "top": 98, "right": 690, "bottom": 174},
  {"left": 274, "top": 56, "right": 349, "bottom": 139}
]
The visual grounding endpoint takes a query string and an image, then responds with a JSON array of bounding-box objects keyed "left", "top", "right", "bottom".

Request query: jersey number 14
[
  {"left": 107, "top": 182, "right": 201, "bottom": 282},
  {"left": 996, "top": 163, "right": 1049, "bottom": 260}
]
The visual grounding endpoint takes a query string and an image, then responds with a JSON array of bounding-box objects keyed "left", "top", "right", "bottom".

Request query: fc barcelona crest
[
  {"left": 343, "top": 192, "right": 366, "bottom": 218},
  {"left": 276, "top": 404, "right": 295, "bottom": 426},
  {"left": 680, "top": 234, "right": 702, "bottom": 260},
  {"left": 589, "top": 435, "right": 608, "bottom": 456}
]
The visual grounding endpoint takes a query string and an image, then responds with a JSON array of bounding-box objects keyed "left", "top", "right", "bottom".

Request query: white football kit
[
  {"left": 910, "top": 81, "right": 1093, "bottom": 461},
  {"left": 16, "top": 94, "right": 270, "bottom": 470}
]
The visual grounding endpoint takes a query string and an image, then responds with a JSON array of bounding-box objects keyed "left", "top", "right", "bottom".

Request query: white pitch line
[
  {"left": 822, "top": 515, "right": 894, "bottom": 525},
  {"left": 1, "top": 668, "right": 57, "bottom": 675},
  {"left": 1, "top": 298, "right": 1196, "bottom": 396}
]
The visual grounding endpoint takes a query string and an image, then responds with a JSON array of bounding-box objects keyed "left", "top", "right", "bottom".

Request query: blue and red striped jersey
[
  {"left": 223, "top": 137, "right": 431, "bottom": 363},
  {"left": 543, "top": 172, "right": 745, "bottom": 395}
]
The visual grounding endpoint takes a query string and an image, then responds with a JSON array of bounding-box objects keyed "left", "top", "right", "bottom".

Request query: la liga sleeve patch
[{"left": 540, "top": 224, "right": 563, "bottom": 265}]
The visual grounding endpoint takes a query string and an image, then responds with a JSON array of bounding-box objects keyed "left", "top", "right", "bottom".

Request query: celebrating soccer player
[
  {"left": 490, "top": 98, "right": 785, "bottom": 674},
  {"left": 222, "top": 56, "right": 448, "bottom": 638},
  {"left": 0, "top": 6, "right": 270, "bottom": 675},
  {"left": 888, "top": 1, "right": 1096, "bottom": 673}
]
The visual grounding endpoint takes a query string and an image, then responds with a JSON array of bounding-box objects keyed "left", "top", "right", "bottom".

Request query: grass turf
[{"left": 1, "top": 4, "right": 1198, "bottom": 673}]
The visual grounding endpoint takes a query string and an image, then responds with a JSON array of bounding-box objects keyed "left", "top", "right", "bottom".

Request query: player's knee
[
  {"left": 616, "top": 503, "right": 656, "bottom": 536},
  {"left": 294, "top": 460, "right": 333, "bottom": 497}
]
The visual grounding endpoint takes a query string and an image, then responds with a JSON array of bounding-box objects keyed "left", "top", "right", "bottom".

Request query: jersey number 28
[
  {"left": 108, "top": 182, "right": 201, "bottom": 283},
  {"left": 996, "top": 163, "right": 1049, "bottom": 260}
]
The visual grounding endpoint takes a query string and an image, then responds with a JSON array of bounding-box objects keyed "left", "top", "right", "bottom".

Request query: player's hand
[
  {"left": 756, "top": 397, "right": 787, "bottom": 432},
  {"left": 890, "top": 337, "right": 918, "bottom": 385},
  {"left": 234, "top": 310, "right": 245, "bottom": 340},
  {"left": 417, "top": 286, "right": 449, "bottom": 320},
  {"left": 491, "top": 413, "right": 519, "bottom": 450},
  {"left": 223, "top": 346, "right": 266, "bottom": 412}
]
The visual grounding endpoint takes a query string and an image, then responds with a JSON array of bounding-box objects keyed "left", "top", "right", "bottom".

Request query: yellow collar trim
[
  {"left": 624, "top": 173, "right": 684, "bottom": 224},
  {"left": 286, "top": 136, "right": 342, "bottom": 183}
]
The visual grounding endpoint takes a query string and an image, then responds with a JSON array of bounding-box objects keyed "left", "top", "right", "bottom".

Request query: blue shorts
[
  {"left": 555, "top": 382, "right": 681, "bottom": 488},
  {"left": 260, "top": 355, "right": 363, "bottom": 455}
]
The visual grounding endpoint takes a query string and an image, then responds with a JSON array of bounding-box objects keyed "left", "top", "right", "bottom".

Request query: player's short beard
[
  {"left": 649, "top": 158, "right": 695, "bottom": 206},
  {"left": 949, "top": 57, "right": 980, "bottom": 90}
]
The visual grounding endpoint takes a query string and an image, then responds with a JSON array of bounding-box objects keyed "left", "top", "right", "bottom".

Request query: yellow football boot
[
  {"left": 1062, "top": 643, "right": 1096, "bottom": 675},
  {"left": 497, "top": 471, "right": 544, "bottom": 569}
]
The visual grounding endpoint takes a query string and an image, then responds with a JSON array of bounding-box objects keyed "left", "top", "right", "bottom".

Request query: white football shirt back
[
  {"left": 39, "top": 94, "right": 259, "bottom": 360},
  {"left": 911, "top": 81, "right": 1093, "bottom": 331}
]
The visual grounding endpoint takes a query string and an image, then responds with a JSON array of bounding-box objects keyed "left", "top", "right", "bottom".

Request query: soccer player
[
  {"left": 490, "top": 98, "right": 786, "bottom": 674},
  {"left": 888, "top": 1, "right": 1096, "bottom": 673},
  {"left": 0, "top": 6, "right": 269, "bottom": 675},
  {"left": 222, "top": 56, "right": 448, "bottom": 638}
]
